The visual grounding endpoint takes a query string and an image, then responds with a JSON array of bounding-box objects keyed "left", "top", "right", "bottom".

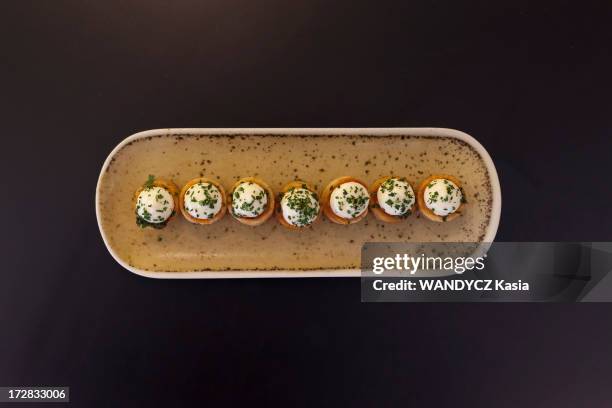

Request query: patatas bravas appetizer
[
  {"left": 134, "top": 173, "right": 466, "bottom": 229},
  {"left": 133, "top": 175, "right": 179, "bottom": 229},
  {"left": 179, "top": 177, "right": 227, "bottom": 224},
  {"left": 276, "top": 181, "right": 320, "bottom": 229}
]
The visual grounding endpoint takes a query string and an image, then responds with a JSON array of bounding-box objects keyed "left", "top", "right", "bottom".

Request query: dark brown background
[{"left": 2, "top": 0, "right": 612, "bottom": 406}]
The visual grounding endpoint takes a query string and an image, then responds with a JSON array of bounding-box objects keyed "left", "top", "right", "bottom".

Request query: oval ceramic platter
[{"left": 96, "top": 128, "right": 501, "bottom": 278}]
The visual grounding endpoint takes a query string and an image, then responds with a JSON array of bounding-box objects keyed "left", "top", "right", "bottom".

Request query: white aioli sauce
[
  {"left": 330, "top": 181, "right": 369, "bottom": 219},
  {"left": 232, "top": 181, "right": 268, "bottom": 218},
  {"left": 281, "top": 187, "right": 319, "bottom": 227},
  {"left": 376, "top": 177, "right": 415, "bottom": 216},
  {"left": 184, "top": 182, "right": 222, "bottom": 219},
  {"left": 423, "top": 178, "right": 463, "bottom": 216},
  {"left": 136, "top": 186, "right": 174, "bottom": 223}
]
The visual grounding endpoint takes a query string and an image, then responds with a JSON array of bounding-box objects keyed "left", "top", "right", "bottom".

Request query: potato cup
[
  {"left": 417, "top": 174, "right": 465, "bottom": 222},
  {"left": 133, "top": 176, "right": 179, "bottom": 229},
  {"left": 369, "top": 176, "right": 416, "bottom": 224},
  {"left": 276, "top": 180, "right": 321, "bottom": 230},
  {"left": 228, "top": 177, "right": 275, "bottom": 226},
  {"left": 179, "top": 177, "right": 227, "bottom": 225},
  {"left": 320, "top": 176, "right": 369, "bottom": 225}
]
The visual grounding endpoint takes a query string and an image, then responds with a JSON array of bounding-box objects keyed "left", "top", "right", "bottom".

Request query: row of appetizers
[{"left": 133, "top": 174, "right": 466, "bottom": 230}]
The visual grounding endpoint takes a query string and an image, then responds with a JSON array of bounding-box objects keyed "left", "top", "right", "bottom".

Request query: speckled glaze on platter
[{"left": 96, "top": 128, "right": 501, "bottom": 278}]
